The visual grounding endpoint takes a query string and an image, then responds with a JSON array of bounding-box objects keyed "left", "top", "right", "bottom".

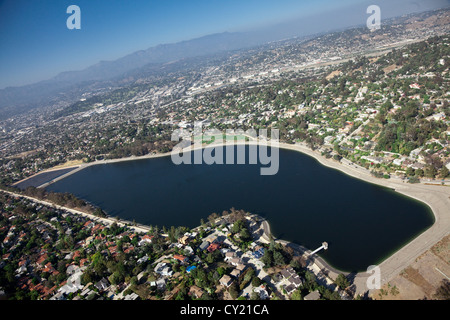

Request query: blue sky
[{"left": 0, "top": 0, "right": 448, "bottom": 89}]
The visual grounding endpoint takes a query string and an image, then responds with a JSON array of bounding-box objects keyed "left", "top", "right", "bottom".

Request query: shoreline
[
  {"left": 12, "top": 139, "right": 450, "bottom": 296},
  {"left": 274, "top": 142, "right": 449, "bottom": 296},
  {"left": 0, "top": 189, "right": 152, "bottom": 235},
  {"left": 17, "top": 152, "right": 175, "bottom": 188}
]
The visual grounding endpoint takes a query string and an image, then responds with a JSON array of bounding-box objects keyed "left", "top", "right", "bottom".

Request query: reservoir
[{"left": 46, "top": 146, "right": 434, "bottom": 272}]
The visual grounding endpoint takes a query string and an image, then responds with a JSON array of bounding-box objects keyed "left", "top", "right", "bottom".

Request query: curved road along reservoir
[{"left": 46, "top": 144, "right": 436, "bottom": 279}]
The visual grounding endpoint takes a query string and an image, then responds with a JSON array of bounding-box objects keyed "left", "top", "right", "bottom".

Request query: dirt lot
[
  {"left": 382, "top": 64, "right": 400, "bottom": 74},
  {"left": 373, "top": 234, "right": 450, "bottom": 300},
  {"left": 326, "top": 70, "right": 342, "bottom": 80},
  {"left": 49, "top": 159, "right": 84, "bottom": 170}
]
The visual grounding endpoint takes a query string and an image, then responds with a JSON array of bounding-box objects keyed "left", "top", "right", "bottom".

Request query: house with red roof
[
  {"left": 91, "top": 224, "right": 104, "bottom": 233},
  {"left": 139, "top": 235, "right": 153, "bottom": 246},
  {"left": 83, "top": 221, "right": 94, "bottom": 229},
  {"left": 36, "top": 253, "right": 48, "bottom": 266},
  {"left": 173, "top": 254, "right": 188, "bottom": 264},
  {"left": 43, "top": 262, "right": 55, "bottom": 274},
  {"left": 124, "top": 246, "right": 135, "bottom": 254},
  {"left": 79, "top": 258, "right": 89, "bottom": 267},
  {"left": 207, "top": 242, "right": 220, "bottom": 253},
  {"left": 108, "top": 246, "right": 118, "bottom": 254},
  {"left": 73, "top": 250, "right": 81, "bottom": 260},
  {"left": 95, "top": 234, "right": 106, "bottom": 241}
]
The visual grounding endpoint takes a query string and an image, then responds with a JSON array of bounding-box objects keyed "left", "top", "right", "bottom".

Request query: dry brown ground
[
  {"left": 48, "top": 159, "right": 84, "bottom": 170},
  {"left": 7, "top": 149, "right": 40, "bottom": 159},
  {"left": 215, "top": 285, "right": 231, "bottom": 300},
  {"left": 431, "top": 235, "right": 450, "bottom": 263},
  {"left": 326, "top": 70, "right": 342, "bottom": 80},
  {"left": 373, "top": 234, "right": 450, "bottom": 300},
  {"left": 383, "top": 64, "right": 400, "bottom": 74},
  {"left": 265, "top": 266, "right": 284, "bottom": 276}
]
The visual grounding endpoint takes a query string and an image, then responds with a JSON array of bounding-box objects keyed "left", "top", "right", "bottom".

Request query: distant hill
[
  {"left": 0, "top": 32, "right": 262, "bottom": 120},
  {"left": 52, "top": 32, "right": 261, "bottom": 83},
  {"left": 1, "top": 4, "right": 448, "bottom": 120}
]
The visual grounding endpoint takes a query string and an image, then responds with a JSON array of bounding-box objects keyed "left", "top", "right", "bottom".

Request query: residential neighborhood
[
  {"left": 0, "top": 191, "right": 355, "bottom": 300},
  {"left": 1, "top": 10, "right": 449, "bottom": 188},
  {"left": 0, "top": 5, "right": 449, "bottom": 304}
]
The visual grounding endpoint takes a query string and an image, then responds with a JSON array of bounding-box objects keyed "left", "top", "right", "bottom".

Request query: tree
[
  {"left": 232, "top": 220, "right": 244, "bottom": 233},
  {"left": 250, "top": 292, "right": 260, "bottom": 300},
  {"left": 424, "top": 165, "right": 436, "bottom": 179},
  {"left": 252, "top": 276, "right": 261, "bottom": 287},
  {"left": 93, "top": 259, "right": 107, "bottom": 276},
  {"left": 291, "top": 289, "right": 303, "bottom": 300},
  {"left": 433, "top": 279, "right": 450, "bottom": 300},
  {"left": 229, "top": 283, "right": 239, "bottom": 299},
  {"left": 196, "top": 268, "right": 208, "bottom": 284},
  {"left": 261, "top": 250, "right": 274, "bottom": 267},
  {"left": 408, "top": 176, "right": 420, "bottom": 184},
  {"left": 217, "top": 267, "right": 226, "bottom": 277},
  {"left": 93, "top": 207, "right": 106, "bottom": 217},
  {"left": 243, "top": 268, "right": 255, "bottom": 283},
  {"left": 406, "top": 167, "right": 415, "bottom": 177},
  {"left": 304, "top": 271, "right": 318, "bottom": 291},
  {"left": 415, "top": 169, "right": 424, "bottom": 177},
  {"left": 109, "top": 271, "right": 124, "bottom": 285},
  {"left": 390, "top": 285, "right": 399, "bottom": 296},
  {"left": 240, "top": 228, "right": 251, "bottom": 242},
  {"left": 319, "top": 285, "right": 341, "bottom": 300},
  {"left": 208, "top": 212, "right": 219, "bottom": 226},
  {"left": 439, "top": 166, "right": 449, "bottom": 179},
  {"left": 290, "top": 257, "right": 303, "bottom": 270},
  {"left": 130, "top": 276, "right": 138, "bottom": 286},
  {"left": 273, "top": 251, "right": 286, "bottom": 266},
  {"left": 335, "top": 274, "right": 350, "bottom": 289},
  {"left": 81, "top": 268, "right": 95, "bottom": 285},
  {"left": 205, "top": 253, "right": 214, "bottom": 264}
]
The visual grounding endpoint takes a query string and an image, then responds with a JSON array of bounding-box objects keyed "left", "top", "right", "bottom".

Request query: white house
[
  {"left": 154, "top": 262, "right": 173, "bottom": 277},
  {"left": 58, "top": 268, "right": 85, "bottom": 295},
  {"left": 138, "top": 235, "right": 153, "bottom": 246},
  {"left": 253, "top": 285, "right": 269, "bottom": 300}
]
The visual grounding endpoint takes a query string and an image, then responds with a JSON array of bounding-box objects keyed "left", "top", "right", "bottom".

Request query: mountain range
[{"left": 0, "top": 1, "right": 449, "bottom": 120}]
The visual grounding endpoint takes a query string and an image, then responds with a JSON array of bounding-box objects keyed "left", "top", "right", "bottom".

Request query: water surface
[{"left": 47, "top": 146, "right": 434, "bottom": 272}]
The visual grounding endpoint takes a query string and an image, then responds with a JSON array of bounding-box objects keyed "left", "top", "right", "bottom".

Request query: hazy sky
[{"left": 0, "top": 0, "right": 449, "bottom": 89}]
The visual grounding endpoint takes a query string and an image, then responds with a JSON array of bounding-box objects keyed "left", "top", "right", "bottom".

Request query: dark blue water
[
  {"left": 15, "top": 167, "right": 77, "bottom": 189},
  {"left": 47, "top": 146, "right": 434, "bottom": 272}
]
